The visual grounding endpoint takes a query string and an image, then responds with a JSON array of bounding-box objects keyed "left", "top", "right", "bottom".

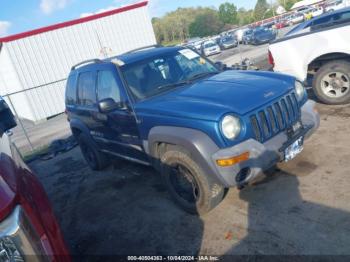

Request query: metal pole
[
  {"left": 238, "top": 41, "right": 243, "bottom": 64},
  {"left": 6, "top": 95, "right": 34, "bottom": 151}
]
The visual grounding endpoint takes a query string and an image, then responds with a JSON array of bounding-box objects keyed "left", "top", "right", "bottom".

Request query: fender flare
[
  {"left": 147, "top": 126, "right": 226, "bottom": 186},
  {"left": 69, "top": 118, "right": 92, "bottom": 139}
]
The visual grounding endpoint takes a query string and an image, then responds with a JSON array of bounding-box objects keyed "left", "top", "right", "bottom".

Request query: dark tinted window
[
  {"left": 312, "top": 10, "right": 350, "bottom": 29},
  {"left": 312, "top": 15, "right": 332, "bottom": 26},
  {"left": 77, "top": 72, "right": 96, "bottom": 106},
  {"left": 97, "top": 71, "right": 121, "bottom": 102},
  {"left": 65, "top": 74, "right": 77, "bottom": 105}
]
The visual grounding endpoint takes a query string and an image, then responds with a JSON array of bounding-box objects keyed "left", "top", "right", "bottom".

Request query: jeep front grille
[{"left": 250, "top": 92, "right": 300, "bottom": 143}]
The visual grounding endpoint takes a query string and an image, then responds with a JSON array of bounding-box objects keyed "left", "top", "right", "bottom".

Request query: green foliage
[
  {"left": 278, "top": 0, "right": 298, "bottom": 11},
  {"left": 151, "top": 1, "right": 265, "bottom": 45},
  {"left": 237, "top": 7, "right": 255, "bottom": 26},
  {"left": 254, "top": 0, "right": 269, "bottom": 20},
  {"left": 218, "top": 2, "right": 238, "bottom": 24},
  {"left": 189, "top": 9, "right": 223, "bottom": 38}
]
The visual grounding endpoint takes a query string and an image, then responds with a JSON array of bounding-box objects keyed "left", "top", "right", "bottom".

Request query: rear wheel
[
  {"left": 160, "top": 147, "right": 225, "bottom": 215},
  {"left": 78, "top": 133, "right": 110, "bottom": 170},
  {"left": 313, "top": 60, "right": 350, "bottom": 104}
]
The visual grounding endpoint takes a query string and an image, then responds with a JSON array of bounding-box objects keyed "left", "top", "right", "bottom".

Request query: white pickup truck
[{"left": 269, "top": 16, "right": 350, "bottom": 104}]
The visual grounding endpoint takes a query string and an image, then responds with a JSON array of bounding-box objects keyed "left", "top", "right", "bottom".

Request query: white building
[
  {"left": 291, "top": 0, "right": 325, "bottom": 9},
  {"left": 0, "top": 1, "right": 156, "bottom": 122}
]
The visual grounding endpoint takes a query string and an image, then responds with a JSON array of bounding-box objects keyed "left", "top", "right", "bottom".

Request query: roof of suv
[
  {"left": 71, "top": 46, "right": 184, "bottom": 72},
  {"left": 113, "top": 46, "right": 183, "bottom": 64}
]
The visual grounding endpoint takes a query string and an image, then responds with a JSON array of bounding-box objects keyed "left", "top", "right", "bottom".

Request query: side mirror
[
  {"left": 215, "top": 61, "right": 227, "bottom": 71},
  {"left": 98, "top": 98, "right": 127, "bottom": 113},
  {"left": 0, "top": 98, "right": 17, "bottom": 137}
]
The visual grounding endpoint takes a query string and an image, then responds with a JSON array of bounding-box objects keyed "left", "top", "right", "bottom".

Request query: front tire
[
  {"left": 160, "top": 147, "right": 225, "bottom": 215},
  {"left": 78, "top": 133, "right": 110, "bottom": 170},
  {"left": 313, "top": 60, "right": 350, "bottom": 105}
]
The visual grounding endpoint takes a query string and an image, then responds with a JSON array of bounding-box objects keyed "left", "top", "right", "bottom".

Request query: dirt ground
[{"left": 30, "top": 98, "right": 350, "bottom": 258}]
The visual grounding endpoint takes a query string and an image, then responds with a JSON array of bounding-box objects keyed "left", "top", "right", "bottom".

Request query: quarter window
[
  {"left": 77, "top": 72, "right": 96, "bottom": 106},
  {"left": 65, "top": 74, "right": 77, "bottom": 105}
]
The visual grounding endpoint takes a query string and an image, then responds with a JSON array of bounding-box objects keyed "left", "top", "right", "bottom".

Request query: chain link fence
[{"left": 2, "top": 80, "right": 73, "bottom": 158}]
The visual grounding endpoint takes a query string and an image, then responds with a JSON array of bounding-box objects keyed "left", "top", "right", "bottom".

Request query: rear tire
[
  {"left": 78, "top": 133, "right": 110, "bottom": 170},
  {"left": 160, "top": 147, "right": 225, "bottom": 215},
  {"left": 313, "top": 60, "right": 350, "bottom": 105}
]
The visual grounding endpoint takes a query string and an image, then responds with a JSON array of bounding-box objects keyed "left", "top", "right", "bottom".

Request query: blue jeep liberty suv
[{"left": 65, "top": 45, "right": 320, "bottom": 214}]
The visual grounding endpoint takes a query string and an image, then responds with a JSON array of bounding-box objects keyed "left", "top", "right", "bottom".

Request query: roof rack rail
[
  {"left": 125, "top": 44, "right": 162, "bottom": 54},
  {"left": 71, "top": 59, "right": 102, "bottom": 70}
]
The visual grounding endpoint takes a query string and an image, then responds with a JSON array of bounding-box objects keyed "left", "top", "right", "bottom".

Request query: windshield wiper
[
  {"left": 157, "top": 80, "right": 190, "bottom": 90},
  {"left": 188, "top": 71, "right": 219, "bottom": 82}
]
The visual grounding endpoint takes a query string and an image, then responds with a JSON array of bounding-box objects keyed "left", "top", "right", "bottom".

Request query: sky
[{"left": 0, "top": 0, "right": 257, "bottom": 37}]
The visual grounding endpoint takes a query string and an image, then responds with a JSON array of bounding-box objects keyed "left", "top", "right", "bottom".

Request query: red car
[
  {"left": 275, "top": 20, "right": 288, "bottom": 29},
  {"left": 0, "top": 97, "right": 70, "bottom": 261}
]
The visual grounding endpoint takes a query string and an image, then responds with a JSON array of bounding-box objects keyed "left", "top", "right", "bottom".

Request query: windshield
[
  {"left": 203, "top": 42, "right": 216, "bottom": 48},
  {"left": 222, "top": 37, "right": 234, "bottom": 43},
  {"left": 121, "top": 49, "right": 219, "bottom": 101}
]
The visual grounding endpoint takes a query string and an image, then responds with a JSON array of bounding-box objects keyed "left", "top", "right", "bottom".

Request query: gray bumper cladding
[{"left": 211, "top": 100, "right": 320, "bottom": 187}]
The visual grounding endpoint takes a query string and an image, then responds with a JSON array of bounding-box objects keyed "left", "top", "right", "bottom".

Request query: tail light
[{"left": 268, "top": 50, "right": 274, "bottom": 67}]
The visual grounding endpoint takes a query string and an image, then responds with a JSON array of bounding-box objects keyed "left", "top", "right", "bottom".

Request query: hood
[
  {"left": 135, "top": 70, "right": 295, "bottom": 121},
  {"left": 255, "top": 31, "right": 274, "bottom": 39}
]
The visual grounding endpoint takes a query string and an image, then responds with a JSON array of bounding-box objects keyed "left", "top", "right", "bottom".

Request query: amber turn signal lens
[{"left": 216, "top": 152, "right": 250, "bottom": 167}]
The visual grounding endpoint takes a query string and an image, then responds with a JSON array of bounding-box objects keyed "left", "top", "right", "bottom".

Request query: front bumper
[
  {"left": 205, "top": 49, "right": 221, "bottom": 56},
  {"left": 211, "top": 100, "right": 320, "bottom": 187},
  {"left": 0, "top": 206, "right": 49, "bottom": 261},
  {"left": 222, "top": 43, "right": 236, "bottom": 49}
]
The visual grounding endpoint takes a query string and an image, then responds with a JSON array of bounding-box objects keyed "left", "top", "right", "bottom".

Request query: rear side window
[
  {"left": 77, "top": 71, "right": 96, "bottom": 106},
  {"left": 65, "top": 74, "right": 77, "bottom": 105},
  {"left": 97, "top": 70, "right": 121, "bottom": 103}
]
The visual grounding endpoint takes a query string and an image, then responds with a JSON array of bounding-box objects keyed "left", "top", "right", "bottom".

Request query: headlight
[
  {"left": 0, "top": 237, "right": 24, "bottom": 262},
  {"left": 295, "top": 81, "right": 305, "bottom": 100},
  {"left": 221, "top": 115, "right": 241, "bottom": 140}
]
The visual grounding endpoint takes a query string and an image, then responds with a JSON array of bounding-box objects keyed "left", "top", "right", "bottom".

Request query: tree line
[{"left": 152, "top": 0, "right": 299, "bottom": 45}]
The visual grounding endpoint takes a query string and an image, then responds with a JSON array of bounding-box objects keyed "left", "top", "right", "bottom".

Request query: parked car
[
  {"left": 310, "top": 6, "right": 324, "bottom": 17},
  {"left": 0, "top": 97, "right": 70, "bottom": 261},
  {"left": 191, "top": 40, "right": 203, "bottom": 53},
  {"left": 325, "top": 0, "right": 350, "bottom": 12},
  {"left": 296, "top": 6, "right": 314, "bottom": 14},
  {"left": 251, "top": 27, "right": 277, "bottom": 45},
  {"left": 269, "top": 14, "right": 350, "bottom": 104},
  {"left": 285, "top": 7, "right": 350, "bottom": 36},
  {"left": 289, "top": 13, "right": 305, "bottom": 25},
  {"left": 218, "top": 36, "right": 238, "bottom": 50},
  {"left": 242, "top": 29, "right": 253, "bottom": 44},
  {"left": 201, "top": 40, "right": 221, "bottom": 56},
  {"left": 65, "top": 45, "right": 320, "bottom": 214},
  {"left": 275, "top": 19, "right": 288, "bottom": 29}
]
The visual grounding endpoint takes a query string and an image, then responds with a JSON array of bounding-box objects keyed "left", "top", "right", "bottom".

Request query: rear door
[{"left": 74, "top": 70, "right": 102, "bottom": 144}]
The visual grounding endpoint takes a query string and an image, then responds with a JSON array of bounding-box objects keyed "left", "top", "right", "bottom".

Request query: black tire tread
[
  {"left": 78, "top": 133, "right": 110, "bottom": 170},
  {"left": 160, "top": 147, "right": 225, "bottom": 215}
]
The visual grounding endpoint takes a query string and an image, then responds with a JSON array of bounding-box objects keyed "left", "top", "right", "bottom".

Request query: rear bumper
[
  {"left": 211, "top": 100, "right": 320, "bottom": 187},
  {"left": 205, "top": 50, "right": 221, "bottom": 56}
]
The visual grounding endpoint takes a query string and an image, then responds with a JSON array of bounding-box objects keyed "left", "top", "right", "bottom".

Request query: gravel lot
[{"left": 30, "top": 99, "right": 350, "bottom": 257}]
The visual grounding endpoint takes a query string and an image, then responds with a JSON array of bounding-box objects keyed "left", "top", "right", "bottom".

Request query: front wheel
[
  {"left": 313, "top": 60, "right": 350, "bottom": 105},
  {"left": 160, "top": 147, "right": 225, "bottom": 215}
]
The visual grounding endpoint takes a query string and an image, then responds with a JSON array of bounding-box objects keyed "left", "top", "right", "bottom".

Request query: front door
[{"left": 94, "top": 65, "right": 147, "bottom": 163}]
